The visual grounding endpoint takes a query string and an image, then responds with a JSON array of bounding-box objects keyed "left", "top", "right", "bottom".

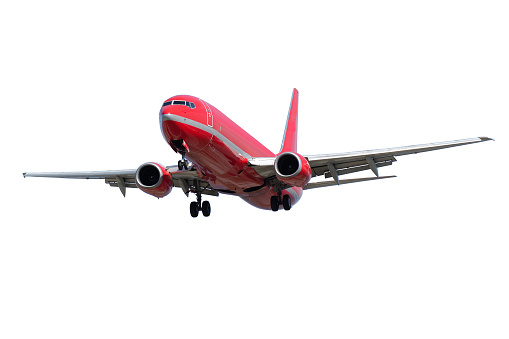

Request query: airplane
[{"left": 23, "top": 89, "right": 493, "bottom": 217}]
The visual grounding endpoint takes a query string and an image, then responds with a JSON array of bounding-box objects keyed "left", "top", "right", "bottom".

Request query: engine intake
[
  {"left": 135, "top": 162, "right": 173, "bottom": 198},
  {"left": 274, "top": 152, "right": 312, "bottom": 187}
]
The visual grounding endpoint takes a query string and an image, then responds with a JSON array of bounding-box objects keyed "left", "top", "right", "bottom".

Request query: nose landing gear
[
  {"left": 171, "top": 139, "right": 190, "bottom": 170},
  {"left": 177, "top": 151, "right": 189, "bottom": 171},
  {"left": 178, "top": 159, "right": 189, "bottom": 170}
]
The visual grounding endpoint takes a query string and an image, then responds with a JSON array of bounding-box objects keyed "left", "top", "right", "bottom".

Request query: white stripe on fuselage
[
  {"left": 285, "top": 187, "right": 302, "bottom": 203},
  {"left": 161, "top": 113, "right": 252, "bottom": 158}
]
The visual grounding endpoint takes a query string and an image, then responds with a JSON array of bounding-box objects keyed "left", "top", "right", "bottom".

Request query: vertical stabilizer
[{"left": 280, "top": 88, "right": 299, "bottom": 153}]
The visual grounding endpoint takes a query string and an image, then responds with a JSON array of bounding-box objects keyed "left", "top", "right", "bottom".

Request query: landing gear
[
  {"left": 178, "top": 159, "right": 189, "bottom": 170},
  {"left": 190, "top": 201, "right": 199, "bottom": 218},
  {"left": 270, "top": 193, "right": 292, "bottom": 212},
  {"left": 202, "top": 201, "right": 211, "bottom": 217},
  {"left": 282, "top": 194, "right": 291, "bottom": 211},
  {"left": 174, "top": 140, "right": 189, "bottom": 170},
  {"left": 189, "top": 199, "right": 211, "bottom": 218},
  {"left": 189, "top": 181, "right": 211, "bottom": 218},
  {"left": 171, "top": 140, "right": 189, "bottom": 170},
  {"left": 270, "top": 196, "right": 279, "bottom": 211}
]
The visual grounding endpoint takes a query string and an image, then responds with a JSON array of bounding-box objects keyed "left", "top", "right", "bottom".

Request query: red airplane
[{"left": 23, "top": 89, "right": 492, "bottom": 217}]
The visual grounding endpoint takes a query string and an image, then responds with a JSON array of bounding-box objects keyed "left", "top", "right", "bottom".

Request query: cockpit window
[{"left": 162, "top": 100, "right": 196, "bottom": 108}]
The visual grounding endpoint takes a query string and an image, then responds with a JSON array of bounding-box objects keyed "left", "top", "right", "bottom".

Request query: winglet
[{"left": 280, "top": 88, "right": 299, "bottom": 153}]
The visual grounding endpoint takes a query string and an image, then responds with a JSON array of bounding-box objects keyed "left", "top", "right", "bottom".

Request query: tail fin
[{"left": 279, "top": 88, "right": 299, "bottom": 153}]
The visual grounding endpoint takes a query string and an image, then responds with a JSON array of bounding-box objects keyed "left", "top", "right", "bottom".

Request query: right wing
[{"left": 248, "top": 136, "right": 493, "bottom": 188}]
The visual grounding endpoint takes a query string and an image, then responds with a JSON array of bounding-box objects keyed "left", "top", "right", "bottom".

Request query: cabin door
[{"left": 200, "top": 99, "right": 213, "bottom": 127}]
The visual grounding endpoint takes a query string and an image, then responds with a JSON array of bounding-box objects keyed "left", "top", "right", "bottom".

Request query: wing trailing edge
[{"left": 304, "top": 175, "right": 397, "bottom": 190}]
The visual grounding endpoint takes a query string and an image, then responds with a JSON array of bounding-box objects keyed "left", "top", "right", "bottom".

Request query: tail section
[
  {"left": 275, "top": 89, "right": 312, "bottom": 189},
  {"left": 279, "top": 88, "right": 299, "bottom": 153}
]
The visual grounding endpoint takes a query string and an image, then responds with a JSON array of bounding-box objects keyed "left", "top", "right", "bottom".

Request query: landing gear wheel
[
  {"left": 282, "top": 194, "right": 292, "bottom": 211},
  {"left": 178, "top": 160, "right": 189, "bottom": 171},
  {"left": 270, "top": 196, "right": 279, "bottom": 212},
  {"left": 202, "top": 201, "right": 211, "bottom": 217},
  {"left": 190, "top": 201, "right": 199, "bottom": 218}
]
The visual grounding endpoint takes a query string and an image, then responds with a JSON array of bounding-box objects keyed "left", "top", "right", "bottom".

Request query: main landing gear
[
  {"left": 189, "top": 181, "right": 211, "bottom": 218},
  {"left": 270, "top": 192, "right": 292, "bottom": 212},
  {"left": 190, "top": 200, "right": 211, "bottom": 218}
]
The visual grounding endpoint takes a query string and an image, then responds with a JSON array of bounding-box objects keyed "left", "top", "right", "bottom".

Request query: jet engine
[
  {"left": 135, "top": 162, "right": 173, "bottom": 198},
  {"left": 274, "top": 152, "right": 312, "bottom": 187}
]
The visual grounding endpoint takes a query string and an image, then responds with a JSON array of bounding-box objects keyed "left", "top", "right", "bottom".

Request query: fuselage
[{"left": 159, "top": 95, "right": 302, "bottom": 210}]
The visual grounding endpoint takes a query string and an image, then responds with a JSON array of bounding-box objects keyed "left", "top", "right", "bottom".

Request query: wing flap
[
  {"left": 172, "top": 178, "right": 219, "bottom": 197},
  {"left": 324, "top": 158, "right": 395, "bottom": 179},
  {"left": 304, "top": 175, "right": 397, "bottom": 190},
  {"left": 312, "top": 155, "right": 397, "bottom": 177}
]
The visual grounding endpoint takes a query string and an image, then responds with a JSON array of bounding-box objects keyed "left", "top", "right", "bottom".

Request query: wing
[
  {"left": 248, "top": 136, "right": 493, "bottom": 188},
  {"left": 23, "top": 165, "right": 217, "bottom": 197}
]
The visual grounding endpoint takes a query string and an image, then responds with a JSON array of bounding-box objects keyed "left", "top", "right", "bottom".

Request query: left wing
[
  {"left": 23, "top": 165, "right": 217, "bottom": 197},
  {"left": 248, "top": 136, "right": 493, "bottom": 188}
]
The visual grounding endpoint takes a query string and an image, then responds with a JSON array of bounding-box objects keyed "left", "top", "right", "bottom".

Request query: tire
[
  {"left": 270, "top": 196, "right": 279, "bottom": 212},
  {"left": 190, "top": 201, "right": 199, "bottom": 218},
  {"left": 202, "top": 201, "right": 211, "bottom": 217},
  {"left": 282, "top": 194, "right": 291, "bottom": 211}
]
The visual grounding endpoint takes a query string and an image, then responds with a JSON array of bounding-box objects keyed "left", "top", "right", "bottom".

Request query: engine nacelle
[
  {"left": 135, "top": 162, "right": 173, "bottom": 198},
  {"left": 274, "top": 152, "right": 312, "bottom": 187}
]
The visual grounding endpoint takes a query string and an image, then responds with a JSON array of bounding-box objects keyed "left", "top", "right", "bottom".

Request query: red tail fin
[{"left": 279, "top": 88, "right": 299, "bottom": 153}]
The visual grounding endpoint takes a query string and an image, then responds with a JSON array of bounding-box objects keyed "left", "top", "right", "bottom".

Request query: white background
[{"left": 1, "top": 1, "right": 508, "bottom": 338}]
